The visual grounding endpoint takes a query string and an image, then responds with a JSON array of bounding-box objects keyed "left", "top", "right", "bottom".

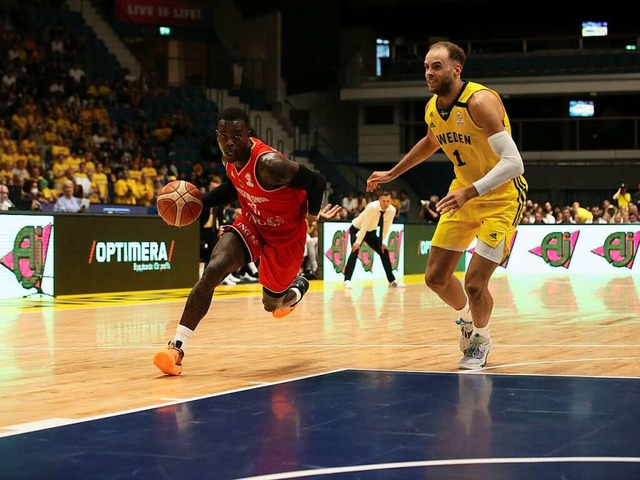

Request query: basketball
[{"left": 157, "top": 180, "right": 203, "bottom": 227}]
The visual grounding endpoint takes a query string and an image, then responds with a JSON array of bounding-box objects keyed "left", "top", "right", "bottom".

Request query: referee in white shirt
[{"left": 344, "top": 191, "right": 404, "bottom": 288}]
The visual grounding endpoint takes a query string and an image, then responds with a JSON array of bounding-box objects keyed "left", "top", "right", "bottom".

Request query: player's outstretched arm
[
  {"left": 366, "top": 133, "right": 440, "bottom": 192},
  {"left": 366, "top": 170, "right": 395, "bottom": 192}
]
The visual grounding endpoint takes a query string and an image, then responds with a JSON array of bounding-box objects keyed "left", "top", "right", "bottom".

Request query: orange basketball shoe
[
  {"left": 153, "top": 341, "right": 184, "bottom": 375},
  {"left": 272, "top": 276, "right": 310, "bottom": 318}
]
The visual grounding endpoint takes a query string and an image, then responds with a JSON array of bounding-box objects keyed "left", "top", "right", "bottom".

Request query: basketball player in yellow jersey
[{"left": 367, "top": 41, "right": 527, "bottom": 370}]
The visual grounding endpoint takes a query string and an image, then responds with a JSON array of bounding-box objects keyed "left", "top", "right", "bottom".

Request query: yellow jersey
[
  {"left": 424, "top": 81, "right": 527, "bottom": 201},
  {"left": 575, "top": 207, "right": 593, "bottom": 223}
]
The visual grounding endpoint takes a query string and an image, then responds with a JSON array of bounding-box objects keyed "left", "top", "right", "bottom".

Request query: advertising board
[
  {"left": 465, "top": 224, "right": 640, "bottom": 274},
  {"left": 0, "top": 214, "right": 55, "bottom": 299},
  {"left": 321, "top": 221, "right": 404, "bottom": 282},
  {"left": 54, "top": 215, "right": 199, "bottom": 295}
]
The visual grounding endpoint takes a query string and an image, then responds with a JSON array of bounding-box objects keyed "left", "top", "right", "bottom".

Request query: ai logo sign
[
  {"left": 529, "top": 231, "right": 580, "bottom": 268},
  {"left": 591, "top": 231, "right": 640, "bottom": 268},
  {"left": 0, "top": 223, "right": 53, "bottom": 295}
]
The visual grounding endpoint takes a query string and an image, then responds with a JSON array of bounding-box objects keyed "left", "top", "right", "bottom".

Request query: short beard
[{"left": 431, "top": 76, "right": 454, "bottom": 97}]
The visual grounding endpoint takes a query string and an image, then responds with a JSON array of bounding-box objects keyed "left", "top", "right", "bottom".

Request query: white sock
[
  {"left": 473, "top": 324, "right": 490, "bottom": 339},
  {"left": 248, "top": 262, "right": 258, "bottom": 275},
  {"left": 290, "top": 288, "right": 302, "bottom": 304},
  {"left": 174, "top": 324, "right": 194, "bottom": 349},
  {"left": 455, "top": 298, "right": 473, "bottom": 325}
]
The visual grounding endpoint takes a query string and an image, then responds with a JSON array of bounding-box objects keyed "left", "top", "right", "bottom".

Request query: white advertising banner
[
  {"left": 465, "top": 224, "right": 640, "bottom": 274},
  {"left": 322, "top": 221, "right": 404, "bottom": 282}
]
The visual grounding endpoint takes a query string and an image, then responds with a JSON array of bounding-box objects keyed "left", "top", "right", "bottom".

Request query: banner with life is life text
[{"left": 115, "top": 0, "right": 212, "bottom": 27}]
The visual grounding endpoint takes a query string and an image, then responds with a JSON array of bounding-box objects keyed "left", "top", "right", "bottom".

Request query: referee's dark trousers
[{"left": 343, "top": 225, "right": 396, "bottom": 283}]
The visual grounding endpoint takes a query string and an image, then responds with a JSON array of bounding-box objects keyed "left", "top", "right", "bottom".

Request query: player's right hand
[
  {"left": 366, "top": 171, "right": 392, "bottom": 192},
  {"left": 436, "top": 185, "right": 477, "bottom": 217}
]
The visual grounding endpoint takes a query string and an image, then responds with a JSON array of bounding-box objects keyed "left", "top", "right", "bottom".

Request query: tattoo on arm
[{"left": 256, "top": 153, "right": 298, "bottom": 189}]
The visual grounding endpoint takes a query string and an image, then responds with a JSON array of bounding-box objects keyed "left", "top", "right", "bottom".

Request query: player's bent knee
[
  {"left": 425, "top": 271, "right": 446, "bottom": 290},
  {"left": 465, "top": 281, "right": 486, "bottom": 299},
  {"left": 201, "top": 265, "right": 232, "bottom": 289}
]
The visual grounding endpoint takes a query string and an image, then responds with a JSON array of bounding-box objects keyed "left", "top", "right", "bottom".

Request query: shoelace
[
  {"left": 168, "top": 342, "right": 184, "bottom": 359},
  {"left": 466, "top": 336, "right": 489, "bottom": 360},
  {"left": 455, "top": 318, "right": 473, "bottom": 338}
]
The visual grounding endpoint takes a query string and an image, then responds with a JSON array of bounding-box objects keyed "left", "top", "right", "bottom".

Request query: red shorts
[{"left": 224, "top": 215, "right": 306, "bottom": 294}]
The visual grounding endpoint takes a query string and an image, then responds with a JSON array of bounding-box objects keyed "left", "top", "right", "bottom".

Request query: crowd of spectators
[
  {"left": 325, "top": 187, "right": 413, "bottom": 224},
  {"left": 328, "top": 182, "right": 640, "bottom": 227},
  {"left": 0, "top": 6, "right": 218, "bottom": 213},
  {"left": 518, "top": 183, "right": 640, "bottom": 225},
  {"left": 1, "top": 5, "right": 638, "bottom": 244}
]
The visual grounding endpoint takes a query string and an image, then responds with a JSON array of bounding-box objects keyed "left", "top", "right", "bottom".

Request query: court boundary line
[
  {"left": 346, "top": 367, "right": 640, "bottom": 380},
  {"left": 231, "top": 456, "right": 640, "bottom": 480},
  {"left": 0, "top": 368, "right": 348, "bottom": 438}
]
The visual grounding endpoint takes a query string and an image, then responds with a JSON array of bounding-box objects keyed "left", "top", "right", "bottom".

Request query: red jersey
[{"left": 224, "top": 137, "right": 308, "bottom": 244}]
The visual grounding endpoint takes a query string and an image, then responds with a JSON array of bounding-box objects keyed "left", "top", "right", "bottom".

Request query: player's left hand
[
  {"left": 436, "top": 186, "right": 477, "bottom": 217},
  {"left": 316, "top": 203, "right": 342, "bottom": 222}
]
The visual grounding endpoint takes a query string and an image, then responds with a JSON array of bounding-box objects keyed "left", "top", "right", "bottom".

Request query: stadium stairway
[{"left": 66, "top": 0, "right": 141, "bottom": 78}]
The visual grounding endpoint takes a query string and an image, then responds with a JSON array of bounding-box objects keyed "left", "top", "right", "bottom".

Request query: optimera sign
[{"left": 0, "top": 214, "right": 199, "bottom": 298}]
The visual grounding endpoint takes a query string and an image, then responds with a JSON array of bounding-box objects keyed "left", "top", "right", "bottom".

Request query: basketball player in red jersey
[{"left": 153, "top": 107, "right": 340, "bottom": 375}]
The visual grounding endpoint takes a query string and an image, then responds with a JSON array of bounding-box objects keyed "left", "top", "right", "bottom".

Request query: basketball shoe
[
  {"left": 458, "top": 333, "right": 491, "bottom": 370},
  {"left": 221, "top": 274, "right": 239, "bottom": 286},
  {"left": 240, "top": 272, "right": 259, "bottom": 283},
  {"left": 272, "top": 276, "right": 310, "bottom": 318},
  {"left": 455, "top": 317, "right": 474, "bottom": 352},
  {"left": 153, "top": 341, "right": 184, "bottom": 375}
]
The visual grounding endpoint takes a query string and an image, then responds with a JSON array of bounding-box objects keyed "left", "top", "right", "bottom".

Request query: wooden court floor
[{"left": 2, "top": 272, "right": 639, "bottom": 435}]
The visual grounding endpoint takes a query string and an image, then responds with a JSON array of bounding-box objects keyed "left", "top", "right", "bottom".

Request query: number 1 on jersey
[{"left": 453, "top": 150, "right": 467, "bottom": 167}]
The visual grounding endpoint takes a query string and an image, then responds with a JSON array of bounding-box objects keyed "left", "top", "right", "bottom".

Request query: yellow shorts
[{"left": 431, "top": 195, "right": 524, "bottom": 259}]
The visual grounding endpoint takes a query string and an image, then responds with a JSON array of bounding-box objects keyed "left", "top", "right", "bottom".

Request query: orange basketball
[{"left": 157, "top": 180, "right": 203, "bottom": 227}]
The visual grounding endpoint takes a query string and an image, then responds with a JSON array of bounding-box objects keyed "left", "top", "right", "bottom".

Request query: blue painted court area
[{"left": 2, "top": 370, "right": 640, "bottom": 479}]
